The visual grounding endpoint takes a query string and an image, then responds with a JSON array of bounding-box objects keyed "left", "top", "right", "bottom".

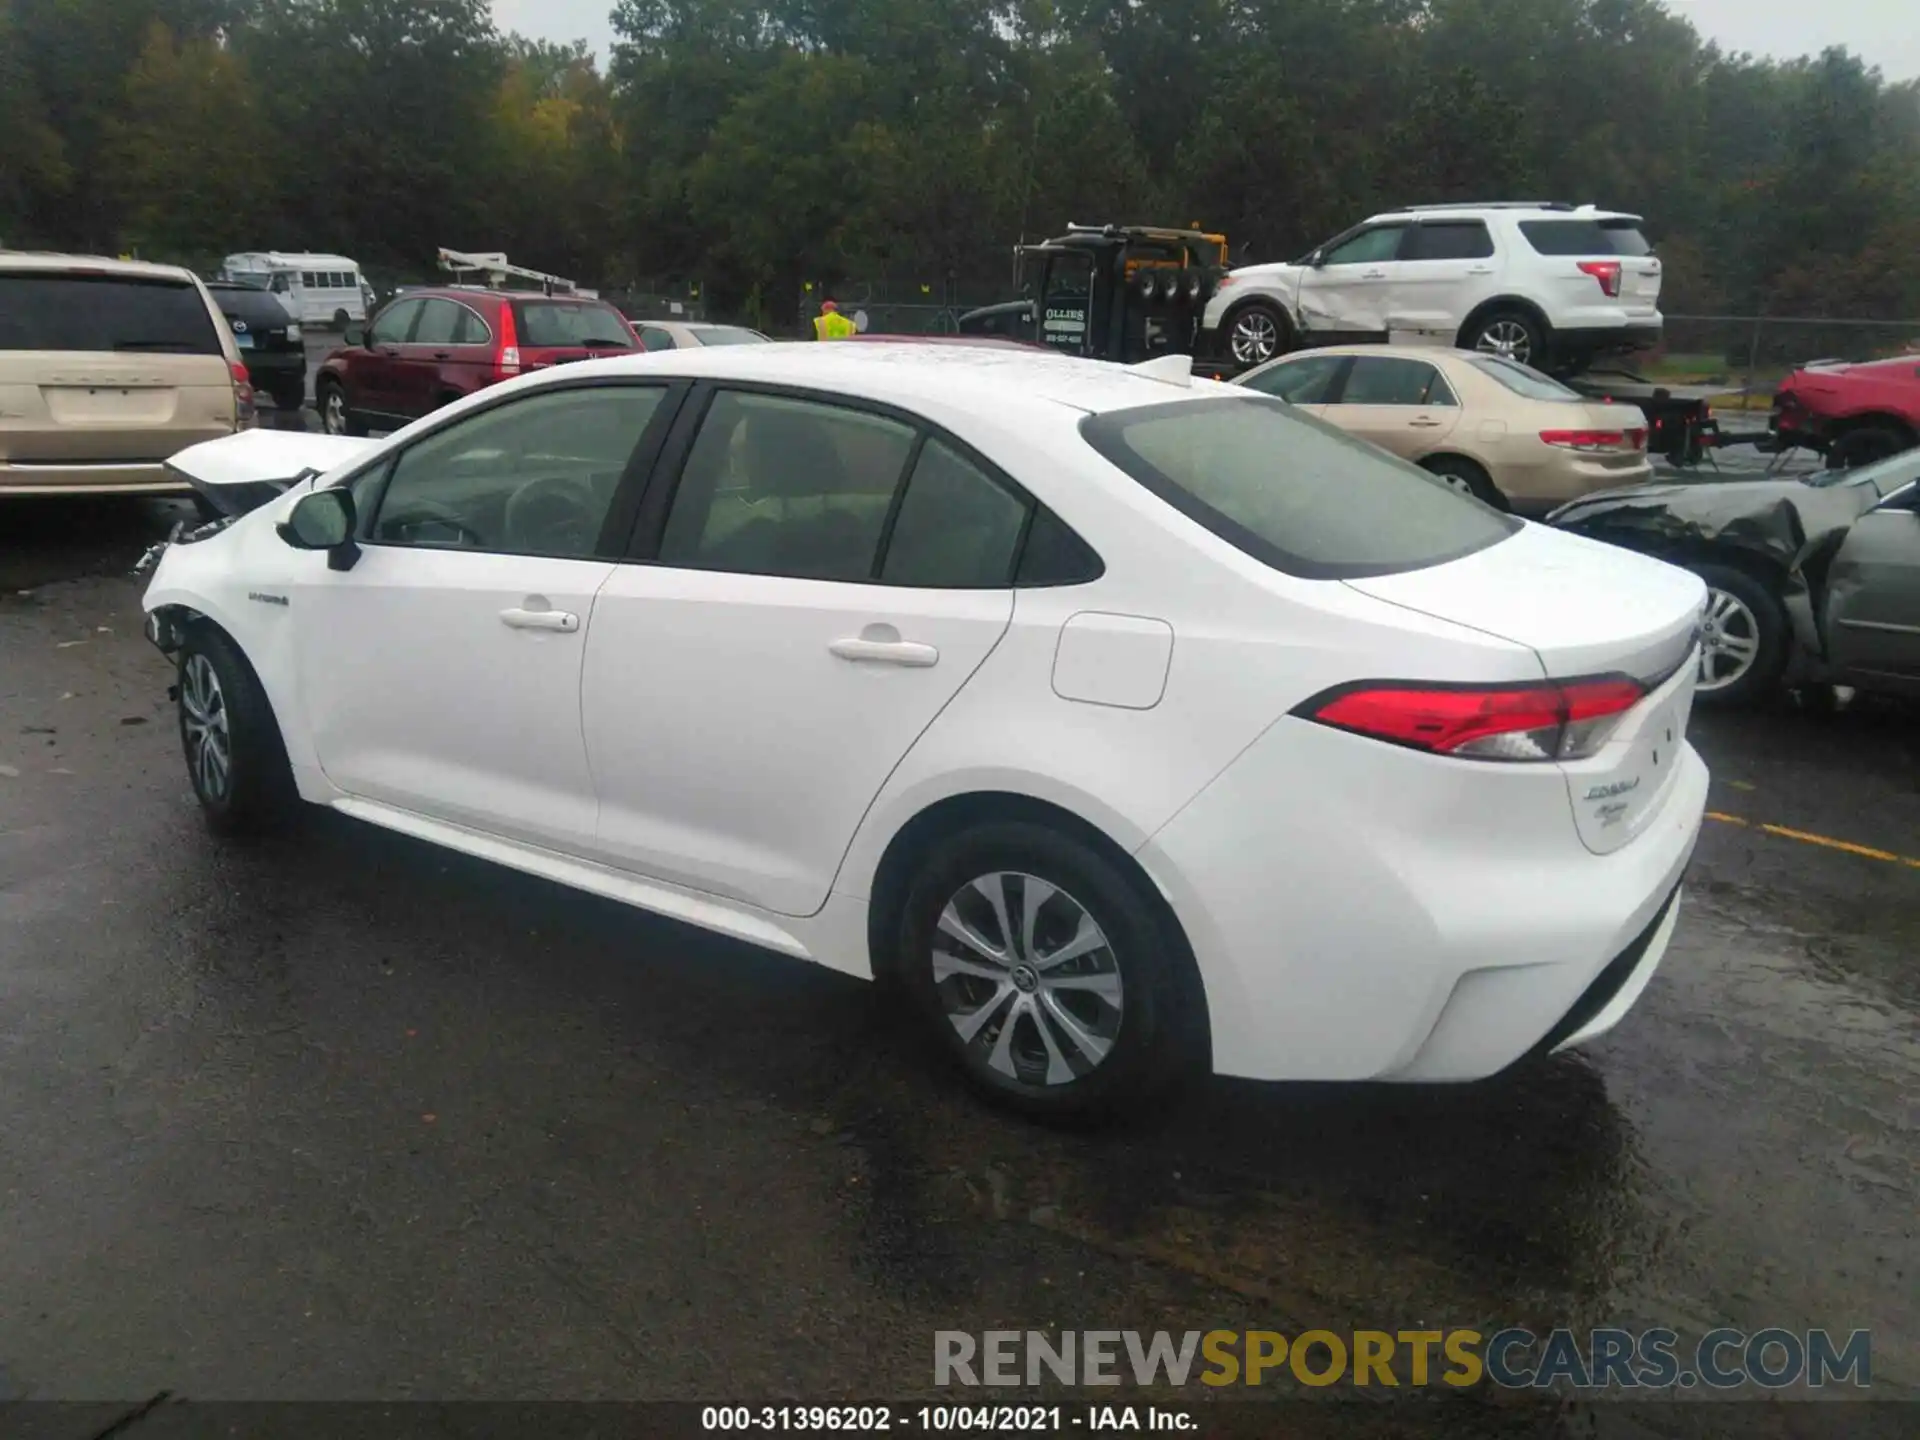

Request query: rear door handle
[
  {"left": 1361, "top": 268, "right": 1389, "bottom": 279},
  {"left": 1409, "top": 416, "right": 1445, "bottom": 428},
  {"left": 1466, "top": 265, "right": 1495, "bottom": 275},
  {"left": 830, "top": 637, "right": 939, "bottom": 667},
  {"left": 431, "top": 351, "right": 452, "bottom": 360},
  {"left": 500, "top": 606, "right": 580, "bottom": 633}
]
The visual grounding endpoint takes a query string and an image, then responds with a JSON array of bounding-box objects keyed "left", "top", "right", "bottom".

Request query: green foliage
[{"left": 4, "top": 0, "right": 1919, "bottom": 325}]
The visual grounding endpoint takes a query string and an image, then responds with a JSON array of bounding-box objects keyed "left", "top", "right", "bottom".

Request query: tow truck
[{"left": 957, "top": 224, "right": 1235, "bottom": 375}]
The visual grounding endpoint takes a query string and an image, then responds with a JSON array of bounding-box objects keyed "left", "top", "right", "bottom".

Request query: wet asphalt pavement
[{"left": 1, "top": 432, "right": 1916, "bottom": 1434}]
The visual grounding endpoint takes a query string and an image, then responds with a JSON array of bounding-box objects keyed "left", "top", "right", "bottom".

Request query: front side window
[
  {"left": 1339, "top": 357, "right": 1450, "bottom": 407},
  {"left": 1321, "top": 226, "right": 1406, "bottom": 266},
  {"left": 370, "top": 384, "right": 667, "bottom": 557},
  {"left": 300, "top": 272, "right": 317, "bottom": 288},
  {"left": 1241, "top": 353, "right": 1347, "bottom": 404},
  {"left": 880, "top": 439, "right": 1030, "bottom": 588},
  {"left": 688, "top": 325, "right": 769, "bottom": 346},
  {"left": 1081, "top": 395, "right": 1517, "bottom": 580},
  {"left": 657, "top": 391, "right": 917, "bottom": 582},
  {"left": 368, "top": 299, "right": 422, "bottom": 346}
]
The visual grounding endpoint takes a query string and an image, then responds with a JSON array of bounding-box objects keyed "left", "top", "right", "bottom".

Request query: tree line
[{"left": 3, "top": 0, "right": 1918, "bottom": 330}]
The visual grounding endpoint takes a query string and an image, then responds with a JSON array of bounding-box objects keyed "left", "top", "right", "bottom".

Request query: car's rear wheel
[
  {"left": 1691, "top": 563, "right": 1788, "bottom": 706},
  {"left": 1421, "top": 454, "right": 1507, "bottom": 509},
  {"left": 1828, "top": 425, "right": 1910, "bottom": 469},
  {"left": 1465, "top": 309, "right": 1547, "bottom": 368},
  {"left": 317, "top": 379, "right": 363, "bottom": 437},
  {"left": 177, "top": 626, "right": 298, "bottom": 836},
  {"left": 1224, "top": 301, "right": 1289, "bottom": 367},
  {"left": 894, "top": 821, "right": 1202, "bottom": 1120}
]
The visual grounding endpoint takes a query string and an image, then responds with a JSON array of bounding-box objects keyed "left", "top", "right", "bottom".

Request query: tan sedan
[{"left": 1236, "top": 344, "right": 1652, "bottom": 512}]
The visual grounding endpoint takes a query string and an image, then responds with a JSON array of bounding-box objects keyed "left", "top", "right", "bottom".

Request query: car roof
[
  {"left": 521, "top": 340, "right": 1232, "bottom": 417},
  {"left": 0, "top": 250, "right": 201, "bottom": 283},
  {"left": 1367, "top": 204, "right": 1643, "bottom": 224}
]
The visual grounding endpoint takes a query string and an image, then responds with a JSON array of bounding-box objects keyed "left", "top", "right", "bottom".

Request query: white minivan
[{"left": 222, "top": 252, "right": 368, "bottom": 329}]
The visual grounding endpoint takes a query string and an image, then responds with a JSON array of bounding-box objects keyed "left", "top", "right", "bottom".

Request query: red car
[
  {"left": 1771, "top": 354, "right": 1920, "bottom": 468},
  {"left": 315, "top": 287, "right": 639, "bottom": 435}
]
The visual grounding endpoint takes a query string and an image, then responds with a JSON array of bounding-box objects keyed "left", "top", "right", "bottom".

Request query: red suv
[{"left": 315, "top": 288, "right": 639, "bottom": 435}]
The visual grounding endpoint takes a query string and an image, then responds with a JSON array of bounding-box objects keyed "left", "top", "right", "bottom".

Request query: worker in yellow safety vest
[{"left": 813, "top": 298, "right": 857, "bottom": 340}]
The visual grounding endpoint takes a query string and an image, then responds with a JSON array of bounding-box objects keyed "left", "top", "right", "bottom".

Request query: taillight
[
  {"left": 1626, "top": 427, "right": 1647, "bottom": 450},
  {"left": 1577, "top": 260, "right": 1622, "bottom": 297},
  {"left": 1540, "top": 429, "right": 1626, "bottom": 451},
  {"left": 229, "top": 360, "right": 256, "bottom": 427},
  {"left": 494, "top": 303, "right": 521, "bottom": 381},
  {"left": 1300, "top": 677, "right": 1645, "bottom": 762}
]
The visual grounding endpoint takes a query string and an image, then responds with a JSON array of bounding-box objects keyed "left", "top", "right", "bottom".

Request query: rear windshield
[
  {"left": 1464, "top": 355, "right": 1582, "bottom": 401},
  {"left": 0, "top": 273, "right": 222, "bottom": 354},
  {"left": 1518, "top": 218, "right": 1654, "bottom": 257},
  {"left": 512, "top": 300, "right": 636, "bottom": 348},
  {"left": 1080, "top": 395, "right": 1518, "bottom": 580},
  {"left": 689, "top": 325, "right": 768, "bottom": 346},
  {"left": 208, "top": 286, "right": 295, "bottom": 328}
]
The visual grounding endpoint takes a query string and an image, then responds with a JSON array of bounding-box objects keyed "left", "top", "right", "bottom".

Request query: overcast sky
[{"left": 491, "top": 0, "right": 1920, "bottom": 80}]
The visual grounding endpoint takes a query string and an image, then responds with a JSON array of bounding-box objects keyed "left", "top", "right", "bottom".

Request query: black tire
[
  {"left": 176, "top": 625, "right": 298, "bottom": 836},
  {"left": 1463, "top": 307, "right": 1548, "bottom": 369},
  {"left": 1691, "top": 562, "right": 1789, "bottom": 707},
  {"left": 892, "top": 820, "right": 1204, "bottom": 1120},
  {"left": 332, "top": 308, "right": 351, "bottom": 330},
  {"left": 1421, "top": 454, "right": 1507, "bottom": 509},
  {"left": 1222, "top": 300, "right": 1290, "bottom": 367},
  {"left": 269, "top": 379, "right": 306, "bottom": 413},
  {"left": 316, "top": 378, "right": 365, "bottom": 437},
  {"left": 1828, "top": 426, "right": 1911, "bottom": 470}
]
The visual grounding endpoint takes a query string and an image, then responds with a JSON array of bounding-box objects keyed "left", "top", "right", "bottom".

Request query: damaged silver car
[{"left": 1549, "top": 450, "right": 1920, "bottom": 705}]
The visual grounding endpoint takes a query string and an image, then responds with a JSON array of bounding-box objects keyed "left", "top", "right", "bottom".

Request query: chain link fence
[{"left": 1651, "top": 315, "right": 1920, "bottom": 412}]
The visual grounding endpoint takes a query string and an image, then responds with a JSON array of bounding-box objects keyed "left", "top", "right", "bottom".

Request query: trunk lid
[{"left": 1345, "top": 523, "right": 1706, "bottom": 853}]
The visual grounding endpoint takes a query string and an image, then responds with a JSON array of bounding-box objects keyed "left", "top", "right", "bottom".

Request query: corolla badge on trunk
[{"left": 1585, "top": 777, "right": 1642, "bottom": 801}]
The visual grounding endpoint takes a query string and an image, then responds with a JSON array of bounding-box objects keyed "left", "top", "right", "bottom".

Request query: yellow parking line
[{"left": 1705, "top": 812, "right": 1920, "bottom": 870}]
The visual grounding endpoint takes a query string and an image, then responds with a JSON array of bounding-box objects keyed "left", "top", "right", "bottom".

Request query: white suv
[{"left": 1202, "top": 203, "right": 1663, "bottom": 373}]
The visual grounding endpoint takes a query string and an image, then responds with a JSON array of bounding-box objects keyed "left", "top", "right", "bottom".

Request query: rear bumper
[
  {"left": 1136, "top": 719, "right": 1708, "bottom": 1083},
  {"left": 0, "top": 460, "right": 194, "bottom": 496}
]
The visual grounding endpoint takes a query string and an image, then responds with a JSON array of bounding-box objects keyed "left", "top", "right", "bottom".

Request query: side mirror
[
  {"left": 345, "top": 324, "right": 367, "bottom": 347},
  {"left": 277, "top": 487, "right": 361, "bottom": 571},
  {"left": 1308, "top": 250, "right": 1327, "bottom": 268}
]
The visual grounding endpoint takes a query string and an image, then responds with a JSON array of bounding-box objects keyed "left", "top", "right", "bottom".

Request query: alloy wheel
[
  {"left": 1230, "top": 311, "right": 1280, "bottom": 366},
  {"left": 930, "top": 871, "right": 1124, "bottom": 1088},
  {"left": 1474, "top": 319, "right": 1533, "bottom": 364},
  {"left": 181, "top": 653, "right": 233, "bottom": 802},
  {"left": 321, "top": 388, "right": 347, "bottom": 435},
  {"left": 1697, "top": 587, "right": 1762, "bottom": 693}
]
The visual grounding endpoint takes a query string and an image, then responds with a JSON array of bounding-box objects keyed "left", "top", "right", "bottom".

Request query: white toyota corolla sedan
[{"left": 140, "top": 342, "right": 1709, "bottom": 1118}]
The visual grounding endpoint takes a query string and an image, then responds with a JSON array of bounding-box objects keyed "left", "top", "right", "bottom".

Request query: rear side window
[
  {"left": 0, "top": 274, "right": 222, "bottom": 354},
  {"left": 880, "top": 439, "right": 1029, "bottom": 588},
  {"left": 1519, "top": 219, "right": 1654, "bottom": 257},
  {"left": 689, "top": 325, "right": 769, "bottom": 346},
  {"left": 1402, "top": 222, "right": 1495, "bottom": 261},
  {"left": 1080, "top": 395, "right": 1518, "bottom": 580},
  {"left": 514, "top": 301, "right": 637, "bottom": 348}
]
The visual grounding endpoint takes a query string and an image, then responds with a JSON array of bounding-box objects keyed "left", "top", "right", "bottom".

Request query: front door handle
[
  {"left": 1361, "top": 268, "right": 1389, "bottom": 279},
  {"left": 830, "top": 636, "right": 938, "bottom": 667},
  {"left": 500, "top": 606, "right": 580, "bottom": 633},
  {"left": 431, "top": 350, "right": 452, "bottom": 360},
  {"left": 1466, "top": 265, "right": 1495, "bottom": 275}
]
